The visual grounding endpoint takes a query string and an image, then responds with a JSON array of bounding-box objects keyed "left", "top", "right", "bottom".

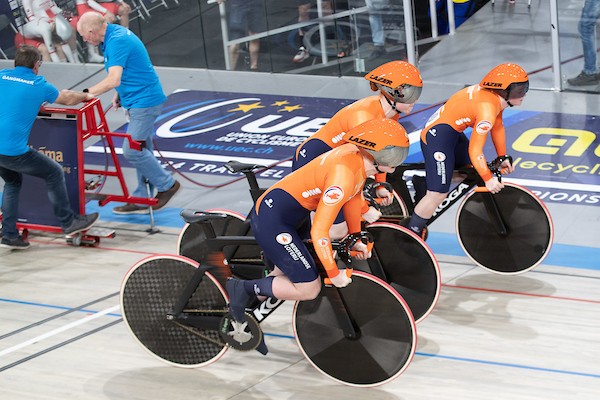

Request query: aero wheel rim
[
  {"left": 456, "top": 184, "right": 553, "bottom": 274},
  {"left": 293, "top": 272, "right": 416, "bottom": 387},
  {"left": 120, "top": 255, "right": 228, "bottom": 367},
  {"left": 367, "top": 223, "right": 441, "bottom": 322}
]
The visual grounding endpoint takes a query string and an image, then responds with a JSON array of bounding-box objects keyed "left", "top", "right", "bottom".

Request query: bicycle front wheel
[
  {"left": 456, "top": 183, "right": 553, "bottom": 274},
  {"left": 366, "top": 222, "right": 441, "bottom": 323},
  {"left": 379, "top": 190, "right": 409, "bottom": 218},
  {"left": 293, "top": 271, "right": 416, "bottom": 387},
  {"left": 120, "top": 255, "right": 228, "bottom": 368}
]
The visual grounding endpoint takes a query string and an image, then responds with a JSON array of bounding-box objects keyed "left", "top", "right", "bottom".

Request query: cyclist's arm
[
  {"left": 468, "top": 104, "right": 498, "bottom": 181},
  {"left": 490, "top": 113, "right": 507, "bottom": 156},
  {"left": 311, "top": 169, "right": 359, "bottom": 278}
]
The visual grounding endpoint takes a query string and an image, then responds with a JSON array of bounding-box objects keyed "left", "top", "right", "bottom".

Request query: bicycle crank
[{"left": 219, "top": 312, "right": 264, "bottom": 352}]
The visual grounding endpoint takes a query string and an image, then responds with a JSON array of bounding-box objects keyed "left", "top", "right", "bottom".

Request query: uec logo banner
[{"left": 83, "top": 90, "right": 600, "bottom": 206}]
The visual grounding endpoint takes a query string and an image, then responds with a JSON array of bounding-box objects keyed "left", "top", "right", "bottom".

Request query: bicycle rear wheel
[
  {"left": 177, "top": 209, "right": 246, "bottom": 260},
  {"left": 366, "top": 223, "right": 440, "bottom": 323},
  {"left": 177, "top": 209, "right": 264, "bottom": 284},
  {"left": 293, "top": 271, "right": 416, "bottom": 387},
  {"left": 120, "top": 255, "right": 228, "bottom": 367},
  {"left": 456, "top": 183, "right": 553, "bottom": 274}
]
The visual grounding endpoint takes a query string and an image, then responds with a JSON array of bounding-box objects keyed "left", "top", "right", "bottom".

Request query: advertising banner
[{"left": 85, "top": 90, "right": 600, "bottom": 206}]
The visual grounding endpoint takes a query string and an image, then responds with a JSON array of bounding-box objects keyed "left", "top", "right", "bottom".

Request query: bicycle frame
[
  {"left": 169, "top": 213, "right": 361, "bottom": 339},
  {"left": 388, "top": 162, "right": 508, "bottom": 230}
]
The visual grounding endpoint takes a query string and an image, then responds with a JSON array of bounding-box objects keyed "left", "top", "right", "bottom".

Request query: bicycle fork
[
  {"left": 480, "top": 192, "right": 509, "bottom": 237},
  {"left": 323, "top": 286, "right": 361, "bottom": 340}
]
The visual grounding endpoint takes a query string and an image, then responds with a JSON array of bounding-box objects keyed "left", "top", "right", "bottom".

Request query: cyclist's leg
[
  {"left": 456, "top": 183, "right": 553, "bottom": 274},
  {"left": 248, "top": 196, "right": 321, "bottom": 301},
  {"left": 406, "top": 124, "right": 458, "bottom": 237},
  {"left": 228, "top": 192, "right": 321, "bottom": 321},
  {"left": 294, "top": 271, "right": 416, "bottom": 387},
  {"left": 120, "top": 255, "right": 228, "bottom": 367}
]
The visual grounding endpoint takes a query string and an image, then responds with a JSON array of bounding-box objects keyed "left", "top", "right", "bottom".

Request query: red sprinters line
[{"left": 443, "top": 283, "right": 600, "bottom": 304}]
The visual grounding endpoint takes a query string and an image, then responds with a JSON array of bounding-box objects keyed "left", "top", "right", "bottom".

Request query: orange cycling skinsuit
[
  {"left": 404, "top": 63, "right": 529, "bottom": 237},
  {"left": 292, "top": 61, "right": 422, "bottom": 221},
  {"left": 226, "top": 118, "right": 410, "bottom": 325}
]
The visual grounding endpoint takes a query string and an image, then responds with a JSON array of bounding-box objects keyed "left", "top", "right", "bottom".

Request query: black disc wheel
[
  {"left": 120, "top": 255, "right": 228, "bottom": 367},
  {"left": 366, "top": 223, "right": 440, "bottom": 323},
  {"left": 456, "top": 183, "right": 553, "bottom": 274},
  {"left": 177, "top": 209, "right": 264, "bottom": 284},
  {"left": 293, "top": 271, "right": 416, "bottom": 387}
]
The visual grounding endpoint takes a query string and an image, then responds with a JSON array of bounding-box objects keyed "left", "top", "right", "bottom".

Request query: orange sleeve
[
  {"left": 310, "top": 164, "right": 362, "bottom": 278},
  {"left": 468, "top": 102, "right": 499, "bottom": 181},
  {"left": 490, "top": 112, "right": 507, "bottom": 156},
  {"left": 374, "top": 172, "right": 386, "bottom": 182},
  {"left": 343, "top": 192, "right": 366, "bottom": 235}
]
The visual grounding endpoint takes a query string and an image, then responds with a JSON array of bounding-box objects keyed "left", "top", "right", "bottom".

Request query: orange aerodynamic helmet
[
  {"left": 345, "top": 118, "right": 410, "bottom": 167},
  {"left": 480, "top": 63, "right": 529, "bottom": 100},
  {"left": 365, "top": 61, "right": 423, "bottom": 104}
]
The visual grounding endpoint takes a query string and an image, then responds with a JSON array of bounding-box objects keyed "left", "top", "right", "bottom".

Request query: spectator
[
  {"left": 567, "top": 0, "right": 600, "bottom": 86},
  {"left": 293, "top": 0, "right": 333, "bottom": 63},
  {"left": 366, "top": 0, "right": 389, "bottom": 60},
  {"left": 217, "top": 0, "right": 266, "bottom": 71},
  {"left": 77, "top": 12, "right": 181, "bottom": 214},
  {"left": 0, "top": 45, "right": 98, "bottom": 249},
  {"left": 75, "top": 0, "right": 132, "bottom": 28},
  {"left": 21, "top": 0, "right": 80, "bottom": 63},
  {"left": 434, "top": 0, "right": 478, "bottom": 35}
]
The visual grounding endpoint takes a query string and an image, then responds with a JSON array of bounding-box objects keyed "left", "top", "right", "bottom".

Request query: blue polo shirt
[
  {"left": 0, "top": 66, "right": 59, "bottom": 156},
  {"left": 101, "top": 24, "right": 166, "bottom": 109}
]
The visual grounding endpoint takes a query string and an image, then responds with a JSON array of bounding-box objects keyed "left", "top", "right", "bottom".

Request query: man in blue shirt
[
  {"left": 76, "top": 12, "right": 180, "bottom": 214},
  {"left": 0, "top": 45, "right": 99, "bottom": 249}
]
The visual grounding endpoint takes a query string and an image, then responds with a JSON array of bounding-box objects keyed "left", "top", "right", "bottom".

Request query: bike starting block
[{"left": 0, "top": 98, "right": 155, "bottom": 246}]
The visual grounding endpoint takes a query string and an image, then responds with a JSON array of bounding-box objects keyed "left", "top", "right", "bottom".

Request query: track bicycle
[
  {"left": 120, "top": 225, "right": 417, "bottom": 387},
  {"left": 381, "top": 155, "right": 554, "bottom": 275},
  {"left": 177, "top": 161, "right": 441, "bottom": 323}
]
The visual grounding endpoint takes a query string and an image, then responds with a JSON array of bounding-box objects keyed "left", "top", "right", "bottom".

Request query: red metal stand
[
  {"left": 1, "top": 99, "right": 156, "bottom": 245},
  {"left": 42, "top": 98, "right": 158, "bottom": 208}
]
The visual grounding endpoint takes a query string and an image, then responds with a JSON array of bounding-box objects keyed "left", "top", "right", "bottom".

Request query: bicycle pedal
[{"left": 219, "top": 312, "right": 263, "bottom": 351}]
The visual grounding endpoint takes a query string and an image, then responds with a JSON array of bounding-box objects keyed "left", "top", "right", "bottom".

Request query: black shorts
[{"left": 420, "top": 123, "right": 471, "bottom": 193}]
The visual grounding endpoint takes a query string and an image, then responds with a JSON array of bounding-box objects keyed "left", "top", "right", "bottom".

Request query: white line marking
[{"left": 0, "top": 305, "right": 120, "bottom": 357}]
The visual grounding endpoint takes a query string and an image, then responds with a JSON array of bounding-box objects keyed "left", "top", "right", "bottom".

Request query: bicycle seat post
[{"left": 244, "top": 170, "right": 264, "bottom": 203}]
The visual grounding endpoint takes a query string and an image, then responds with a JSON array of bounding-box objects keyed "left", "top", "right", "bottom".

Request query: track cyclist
[
  {"left": 226, "top": 118, "right": 410, "bottom": 332},
  {"left": 403, "top": 63, "right": 528, "bottom": 239}
]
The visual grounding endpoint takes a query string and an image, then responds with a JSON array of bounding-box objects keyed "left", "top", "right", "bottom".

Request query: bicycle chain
[
  {"left": 172, "top": 320, "right": 227, "bottom": 348},
  {"left": 171, "top": 308, "right": 229, "bottom": 348}
]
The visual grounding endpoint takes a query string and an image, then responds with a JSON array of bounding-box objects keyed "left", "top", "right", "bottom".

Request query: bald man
[{"left": 77, "top": 12, "right": 180, "bottom": 214}]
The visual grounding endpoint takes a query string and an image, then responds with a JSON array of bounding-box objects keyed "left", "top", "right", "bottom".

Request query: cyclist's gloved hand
[
  {"left": 485, "top": 176, "right": 504, "bottom": 194},
  {"left": 351, "top": 241, "right": 371, "bottom": 260},
  {"left": 500, "top": 158, "right": 515, "bottom": 175},
  {"left": 362, "top": 206, "right": 382, "bottom": 223},
  {"left": 375, "top": 186, "right": 393, "bottom": 206},
  {"left": 330, "top": 270, "right": 352, "bottom": 288}
]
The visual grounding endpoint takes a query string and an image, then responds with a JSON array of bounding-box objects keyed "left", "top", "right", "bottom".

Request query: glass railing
[
  {"left": 558, "top": 0, "right": 600, "bottom": 94},
  {"left": 1, "top": 0, "right": 597, "bottom": 93}
]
